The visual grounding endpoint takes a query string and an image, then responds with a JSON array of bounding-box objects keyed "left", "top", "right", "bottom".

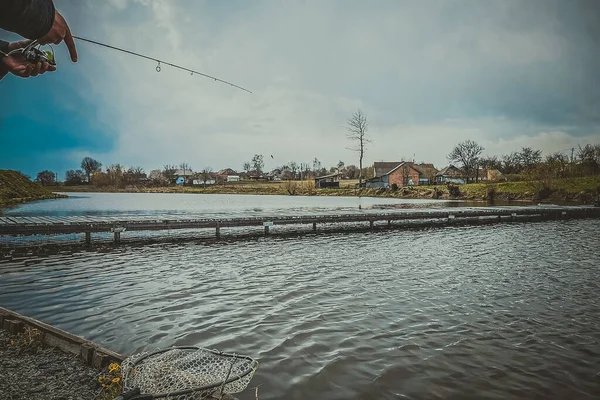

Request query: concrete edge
[
  {"left": 0, "top": 306, "right": 123, "bottom": 369},
  {"left": 0, "top": 307, "right": 240, "bottom": 399}
]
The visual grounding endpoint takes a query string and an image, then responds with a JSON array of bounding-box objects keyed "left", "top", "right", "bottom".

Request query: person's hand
[
  {"left": 0, "top": 41, "right": 57, "bottom": 78},
  {"left": 38, "top": 10, "right": 78, "bottom": 62}
]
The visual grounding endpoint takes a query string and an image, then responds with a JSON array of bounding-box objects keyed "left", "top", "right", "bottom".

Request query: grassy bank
[
  {"left": 0, "top": 170, "right": 66, "bottom": 208},
  {"left": 59, "top": 176, "right": 600, "bottom": 204}
]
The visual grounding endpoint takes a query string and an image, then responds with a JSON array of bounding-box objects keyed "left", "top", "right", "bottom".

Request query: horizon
[{"left": 1, "top": 0, "right": 599, "bottom": 178}]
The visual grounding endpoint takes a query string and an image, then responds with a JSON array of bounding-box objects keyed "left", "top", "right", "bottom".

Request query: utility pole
[{"left": 571, "top": 147, "right": 575, "bottom": 163}]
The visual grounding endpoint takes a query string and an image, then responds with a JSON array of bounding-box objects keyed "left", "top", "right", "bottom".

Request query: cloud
[{"left": 3, "top": 0, "right": 600, "bottom": 176}]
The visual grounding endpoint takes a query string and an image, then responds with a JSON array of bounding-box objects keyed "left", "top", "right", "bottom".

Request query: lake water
[{"left": 1, "top": 194, "right": 599, "bottom": 399}]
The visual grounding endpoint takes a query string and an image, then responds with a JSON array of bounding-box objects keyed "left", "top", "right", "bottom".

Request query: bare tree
[
  {"left": 200, "top": 167, "right": 213, "bottom": 186},
  {"left": 149, "top": 169, "right": 167, "bottom": 186},
  {"left": 448, "top": 140, "right": 485, "bottom": 183},
  {"left": 251, "top": 154, "right": 264, "bottom": 175},
  {"left": 179, "top": 162, "right": 192, "bottom": 177},
  {"left": 243, "top": 162, "right": 251, "bottom": 173},
  {"left": 519, "top": 147, "right": 542, "bottom": 170},
  {"left": 162, "top": 164, "right": 177, "bottom": 183},
  {"left": 65, "top": 169, "right": 85, "bottom": 185},
  {"left": 346, "top": 109, "right": 371, "bottom": 185},
  {"left": 80, "top": 157, "right": 102, "bottom": 184}
]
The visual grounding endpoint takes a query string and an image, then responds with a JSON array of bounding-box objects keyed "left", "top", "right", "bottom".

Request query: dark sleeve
[
  {"left": 0, "top": 40, "right": 8, "bottom": 80},
  {"left": 0, "top": 0, "right": 56, "bottom": 39}
]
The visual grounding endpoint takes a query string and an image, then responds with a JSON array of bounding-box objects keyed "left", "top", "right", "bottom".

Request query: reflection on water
[{"left": 1, "top": 219, "right": 599, "bottom": 399}]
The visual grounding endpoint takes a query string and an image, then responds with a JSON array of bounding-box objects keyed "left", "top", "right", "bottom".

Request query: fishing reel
[
  {"left": 1, "top": 40, "right": 56, "bottom": 66},
  {"left": 22, "top": 41, "right": 56, "bottom": 66}
]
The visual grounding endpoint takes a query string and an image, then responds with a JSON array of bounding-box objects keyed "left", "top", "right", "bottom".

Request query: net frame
[{"left": 121, "top": 346, "right": 259, "bottom": 399}]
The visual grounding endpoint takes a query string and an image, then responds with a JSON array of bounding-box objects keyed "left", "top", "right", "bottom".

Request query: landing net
[{"left": 120, "top": 346, "right": 259, "bottom": 399}]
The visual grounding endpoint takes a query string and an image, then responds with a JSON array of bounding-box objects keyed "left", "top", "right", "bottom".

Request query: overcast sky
[{"left": 1, "top": 0, "right": 599, "bottom": 177}]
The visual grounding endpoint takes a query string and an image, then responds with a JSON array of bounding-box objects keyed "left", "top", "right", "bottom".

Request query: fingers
[
  {"left": 63, "top": 28, "right": 78, "bottom": 62},
  {"left": 30, "top": 62, "right": 42, "bottom": 77}
]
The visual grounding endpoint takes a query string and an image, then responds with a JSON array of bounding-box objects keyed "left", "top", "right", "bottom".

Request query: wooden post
[
  {"left": 216, "top": 222, "right": 221, "bottom": 240},
  {"left": 85, "top": 231, "right": 91, "bottom": 245},
  {"left": 387, "top": 220, "right": 391, "bottom": 227},
  {"left": 264, "top": 225, "right": 270, "bottom": 236},
  {"left": 114, "top": 231, "right": 121, "bottom": 243},
  {"left": 369, "top": 220, "right": 374, "bottom": 232},
  {"left": 313, "top": 222, "right": 317, "bottom": 231}
]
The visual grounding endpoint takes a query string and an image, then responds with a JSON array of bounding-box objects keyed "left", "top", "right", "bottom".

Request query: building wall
[{"left": 388, "top": 166, "right": 421, "bottom": 186}]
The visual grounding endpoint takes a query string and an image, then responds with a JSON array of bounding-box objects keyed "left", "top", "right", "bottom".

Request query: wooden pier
[{"left": 1, "top": 206, "right": 599, "bottom": 245}]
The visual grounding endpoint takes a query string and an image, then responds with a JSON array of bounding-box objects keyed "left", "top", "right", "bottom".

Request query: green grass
[
  {"left": 58, "top": 175, "right": 600, "bottom": 203},
  {"left": 0, "top": 170, "right": 66, "bottom": 207}
]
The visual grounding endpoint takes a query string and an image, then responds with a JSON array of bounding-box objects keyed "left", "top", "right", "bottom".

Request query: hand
[
  {"left": 38, "top": 10, "right": 78, "bottom": 62},
  {"left": 0, "top": 41, "right": 57, "bottom": 78}
]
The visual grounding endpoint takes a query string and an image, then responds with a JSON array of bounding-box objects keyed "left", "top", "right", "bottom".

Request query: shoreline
[{"left": 56, "top": 176, "right": 600, "bottom": 205}]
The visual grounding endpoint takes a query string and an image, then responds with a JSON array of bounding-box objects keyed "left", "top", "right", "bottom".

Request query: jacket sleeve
[
  {"left": 0, "top": 40, "right": 8, "bottom": 80},
  {"left": 0, "top": 0, "right": 56, "bottom": 40}
]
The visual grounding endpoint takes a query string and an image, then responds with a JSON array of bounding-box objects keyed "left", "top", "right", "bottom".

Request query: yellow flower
[
  {"left": 112, "top": 377, "right": 121, "bottom": 383},
  {"left": 109, "top": 363, "right": 121, "bottom": 372},
  {"left": 10, "top": 340, "right": 14, "bottom": 345},
  {"left": 23, "top": 339, "right": 28, "bottom": 345}
]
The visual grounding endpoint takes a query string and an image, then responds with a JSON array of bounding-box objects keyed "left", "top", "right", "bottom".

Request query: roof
[
  {"left": 386, "top": 162, "right": 425, "bottom": 176},
  {"left": 314, "top": 172, "right": 343, "bottom": 180},
  {"left": 174, "top": 169, "right": 194, "bottom": 176},
  {"left": 217, "top": 168, "right": 238, "bottom": 175},
  {"left": 436, "top": 165, "right": 462, "bottom": 176},
  {"left": 415, "top": 163, "right": 438, "bottom": 178},
  {"left": 374, "top": 162, "right": 402, "bottom": 177}
]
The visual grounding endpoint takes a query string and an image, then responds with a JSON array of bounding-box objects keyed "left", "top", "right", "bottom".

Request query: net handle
[{"left": 124, "top": 346, "right": 259, "bottom": 399}]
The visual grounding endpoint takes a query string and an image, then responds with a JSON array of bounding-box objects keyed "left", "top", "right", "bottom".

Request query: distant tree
[
  {"left": 345, "top": 164, "right": 359, "bottom": 179},
  {"left": 179, "top": 163, "right": 192, "bottom": 182},
  {"left": 149, "top": 169, "right": 167, "bottom": 186},
  {"left": 106, "top": 164, "right": 124, "bottom": 188},
  {"left": 242, "top": 162, "right": 252, "bottom": 173},
  {"left": 299, "top": 162, "right": 311, "bottom": 180},
  {"left": 251, "top": 154, "right": 264, "bottom": 175},
  {"left": 312, "top": 158, "right": 322, "bottom": 177},
  {"left": 479, "top": 156, "right": 502, "bottom": 171},
  {"left": 124, "top": 166, "right": 146, "bottom": 185},
  {"left": 448, "top": 140, "right": 485, "bottom": 183},
  {"left": 577, "top": 144, "right": 600, "bottom": 175},
  {"left": 346, "top": 109, "right": 371, "bottom": 185},
  {"left": 501, "top": 152, "right": 522, "bottom": 174},
  {"left": 36, "top": 170, "right": 56, "bottom": 185},
  {"left": 288, "top": 161, "right": 299, "bottom": 179},
  {"left": 80, "top": 157, "right": 102, "bottom": 184},
  {"left": 65, "top": 169, "right": 85, "bottom": 185},
  {"left": 519, "top": 147, "right": 542, "bottom": 170},
  {"left": 200, "top": 167, "right": 213, "bottom": 186},
  {"left": 162, "top": 164, "right": 177, "bottom": 183},
  {"left": 337, "top": 160, "right": 345, "bottom": 171}
]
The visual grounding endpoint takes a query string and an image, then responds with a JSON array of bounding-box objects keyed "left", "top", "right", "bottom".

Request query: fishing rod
[
  {"left": 73, "top": 36, "right": 252, "bottom": 93},
  {"left": 3, "top": 36, "right": 252, "bottom": 93}
]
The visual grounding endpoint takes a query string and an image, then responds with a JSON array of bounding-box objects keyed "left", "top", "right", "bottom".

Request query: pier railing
[{"left": 1, "top": 206, "right": 599, "bottom": 245}]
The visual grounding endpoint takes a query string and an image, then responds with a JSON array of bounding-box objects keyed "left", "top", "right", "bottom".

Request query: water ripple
[{"left": 1, "top": 220, "right": 600, "bottom": 399}]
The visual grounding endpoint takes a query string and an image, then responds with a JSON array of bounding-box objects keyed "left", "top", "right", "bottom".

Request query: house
[
  {"left": 314, "top": 173, "right": 342, "bottom": 188},
  {"left": 487, "top": 169, "right": 504, "bottom": 181},
  {"left": 216, "top": 168, "right": 240, "bottom": 183},
  {"left": 174, "top": 169, "right": 194, "bottom": 184},
  {"left": 369, "top": 161, "right": 438, "bottom": 188},
  {"left": 435, "top": 165, "right": 465, "bottom": 184}
]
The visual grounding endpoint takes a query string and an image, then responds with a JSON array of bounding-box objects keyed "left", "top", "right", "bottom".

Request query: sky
[{"left": 1, "top": 0, "right": 599, "bottom": 179}]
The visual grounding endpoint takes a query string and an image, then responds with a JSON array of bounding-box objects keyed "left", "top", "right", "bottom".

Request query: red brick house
[
  {"left": 370, "top": 161, "right": 438, "bottom": 187},
  {"left": 387, "top": 163, "right": 422, "bottom": 186}
]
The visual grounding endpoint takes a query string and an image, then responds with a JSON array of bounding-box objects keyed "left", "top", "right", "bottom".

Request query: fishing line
[{"left": 72, "top": 36, "right": 252, "bottom": 93}]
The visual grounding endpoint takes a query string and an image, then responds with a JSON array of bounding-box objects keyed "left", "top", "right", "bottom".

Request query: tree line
[{"left": 447, "top": 140, "right": 600, "bottom": 183}]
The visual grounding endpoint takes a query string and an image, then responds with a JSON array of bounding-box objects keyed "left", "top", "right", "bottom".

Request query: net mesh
[{"left": 121, "top": 347, "right": 258, "bottom": 399}]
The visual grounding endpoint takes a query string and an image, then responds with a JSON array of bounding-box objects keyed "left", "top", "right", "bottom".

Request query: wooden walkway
[{"left": 1, "top": 206, "right": 599, "bottom": 244}]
